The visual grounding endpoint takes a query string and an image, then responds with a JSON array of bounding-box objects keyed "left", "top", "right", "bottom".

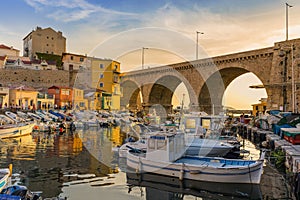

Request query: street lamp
[
  {"left": 142, "top": 47, "right": 148, "bottom": 69},
  {"left": 286, "top": 3, "right": 293, "bottom": 41},
  {"left": 196, "top": 31, "right": 204, "bottom": 60}
]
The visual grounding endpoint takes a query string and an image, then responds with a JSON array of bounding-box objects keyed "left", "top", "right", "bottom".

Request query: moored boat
[
  {"left": 0, "top": 122, "right": 35, "bottom": 139},
  {"left": 126, "top": 131, "right": 265, "bottom": 184},
  {"left": 0, "top": 164, "right": 12, "bottom": 192}
]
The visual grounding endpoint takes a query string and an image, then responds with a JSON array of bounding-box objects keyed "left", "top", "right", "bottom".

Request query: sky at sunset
[{"left": 1, "top": 0, "right": 299, "bottom": 109}]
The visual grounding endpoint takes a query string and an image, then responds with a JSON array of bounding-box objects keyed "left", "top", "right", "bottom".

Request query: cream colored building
[
  {"left": 0, "top": 44, "right": 20, "bottom": 57},
  {"left": 88, "top": 57, "right": 121, "bottom": 110},
  {"left": 5, "top": 56, "right": 32, "bottom": 69},
  {"left": 62, "top": 53, "right": 87, "bottom": 71},
  {"left": 23, "top": 26, "right": 66, "bottom": 60},
  {"left": 73, "top": 88, "right": 88, "bottom": 110},
  {"left": 37, "top": 93, "right": 55, "bottom": 110}
]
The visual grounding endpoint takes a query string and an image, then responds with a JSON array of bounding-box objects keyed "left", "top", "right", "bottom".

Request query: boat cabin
[
  {"left": 146, "top": 132, "right": 185, "bottom": 162},
  {"left": 183, "top": 114, "right": 227, "bottom": 134}
]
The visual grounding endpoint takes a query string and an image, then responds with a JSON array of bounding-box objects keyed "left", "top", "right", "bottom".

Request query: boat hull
[
  {"left": 0, "top": 168, "right": 10, "bottom": 192},
  {"left": 127, "top": 152, "right": 264, "bottom": 184},
  {"left": 126, "top": 171, "right": 262, "bottom": 199},
  {"left": 0, "top": 123, "right": 35, "bottom": 139}
]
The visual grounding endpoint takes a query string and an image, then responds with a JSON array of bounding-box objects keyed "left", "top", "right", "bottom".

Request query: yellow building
[
  {"left": 9, "top": 86, "right": 38, "bottom": 110},
  {"left": 88, "top": 57, "right": 121, "bottom": 110},
  {"left": 0, "top": 86, "right": 9, "bottom": 109},
  {"left": 252, "top": 98, "right": 267, "bottom": 116},
  {"left": 73, "top": 88, "right": 88, "bottom": 110},
  {"left": 23, "top": 26, "right": 66, "bottom": 60},
  {"left": 37, "top": 93, "right": 55, "bottom": 110}
]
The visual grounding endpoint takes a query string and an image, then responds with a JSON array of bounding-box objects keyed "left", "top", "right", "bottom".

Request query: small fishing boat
[
  {"left": 0, "top": 121, "right": 35, "bottom": 139},
  {"left": 0, "top": 164, "right": 12, "bottom": 192},
  {"left": 127, "top": 131, "right": 265, "bottom": 184}
]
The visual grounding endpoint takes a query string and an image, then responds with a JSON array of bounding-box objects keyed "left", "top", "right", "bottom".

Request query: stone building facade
[{"left": 23, "top": 26, "right": 66, "bottom": 60}]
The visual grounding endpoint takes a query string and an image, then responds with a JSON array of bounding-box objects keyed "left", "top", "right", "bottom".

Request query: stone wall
[{"left": 0, "top": 69, "right": 76, "bottom": 88}]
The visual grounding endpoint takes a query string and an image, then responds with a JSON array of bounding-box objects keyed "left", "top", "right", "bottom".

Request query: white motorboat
[{"left": 127, "top": 131, "right": 265, "bottom": 184}]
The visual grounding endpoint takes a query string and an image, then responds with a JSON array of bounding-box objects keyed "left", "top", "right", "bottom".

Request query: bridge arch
[
  {"left": 120, "top": 80, "right": 142, "bottom": 110},
  {"left": 198, "top": 67, "right": 268, "bottom": 114}
]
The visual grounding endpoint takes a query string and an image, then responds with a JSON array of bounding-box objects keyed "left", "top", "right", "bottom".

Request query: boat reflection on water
[{"left": 126, "top": 170, "right": 262, "bottom": 200}]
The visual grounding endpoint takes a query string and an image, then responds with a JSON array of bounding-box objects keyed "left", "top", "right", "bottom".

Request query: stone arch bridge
[{"left": 121, "top": 38, "right": 300, "bottom": 115}]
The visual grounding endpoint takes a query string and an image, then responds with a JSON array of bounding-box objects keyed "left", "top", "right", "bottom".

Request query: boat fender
[{"left": 179, "top": 163, "right": 184, "bottom": 181}]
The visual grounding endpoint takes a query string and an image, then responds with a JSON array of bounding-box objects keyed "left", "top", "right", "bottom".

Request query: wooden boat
[
  {"left": 16, "top": 111, "right": 33, "bottom": 122},
  {"left": 0, "top": 122, "right": 35, "bottom": 139},
  {"left": 127, "top": 131, "right": 265, "bottom": 184},
  {"left": 5, "top": 111, "right": 23, "bottom": 123},
  {"left": 27, "top": 112, "right": 42, "bottom": 121},
  {"left": 0, "top": 164, "right": 12, "bottom": 192}
]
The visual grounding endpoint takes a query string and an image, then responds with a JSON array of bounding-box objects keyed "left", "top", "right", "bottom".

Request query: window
[
  {"left": 100, "top": 64, "right": 103, "bottom": 69},
  {"left": 79, "top": 102, "right": 85, "bottom": 107},
  {"left": 100, "top": 73, "right": 104, "bottom": 78},
  {"left": 113, "top": 75, "right": 119, "bottom": 83},
  {"left": 99, "top": 82, "right": 104, "bottom": 87},
  {"left": 71, "top": 56, "right": 73, "bottom": 60},
  {"left": 55, "top": 89, "right": 59, "bottom": 94},
  {"left": 148, "top": 139, "right": 155, "bottom": 149},
  {"left": 47, "top": 36, "right": 49, "bottom": 39},
  {"left": 46, "top": 44, "right": 49, "bottom": 46},
  {"left": 51, "top": 37, "right": 54, "bottom": 40},
  {"left": 62, "top": 89, "right": 70, "bottom": 95},
  {"left": 80, "top": 57, "right": 84, "bottom": 62}
]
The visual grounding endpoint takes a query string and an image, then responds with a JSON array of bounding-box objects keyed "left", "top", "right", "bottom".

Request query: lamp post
[
  {"left": 196, "top": 31, "right": 204, "bottom": 60},
  {"left": 142, "top": 47, "right": 148, "bottom": 69},
  {"left": 286, "top": 3, "right": 293, "bottom": 41}
]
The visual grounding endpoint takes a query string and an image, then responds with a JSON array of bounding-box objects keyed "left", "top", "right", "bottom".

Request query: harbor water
[{"left": 0, "top": 126, "right": 293, "bottom": 199}]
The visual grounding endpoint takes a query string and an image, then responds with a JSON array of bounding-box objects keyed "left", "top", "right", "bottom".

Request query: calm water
[{"left": 0, "top": 126, "right": 288, "bottom": 199}]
